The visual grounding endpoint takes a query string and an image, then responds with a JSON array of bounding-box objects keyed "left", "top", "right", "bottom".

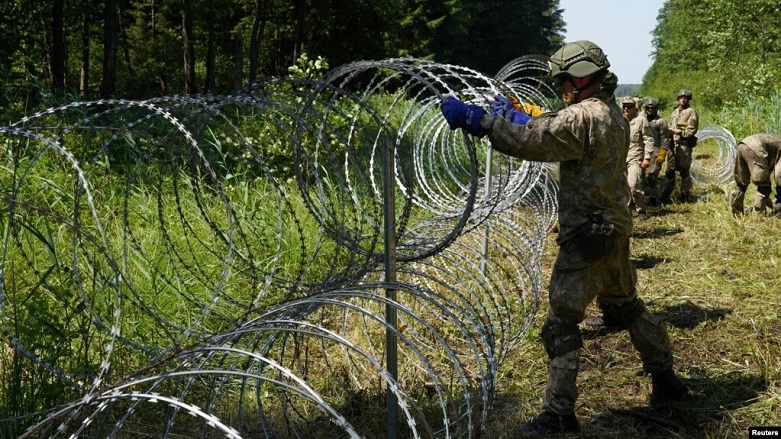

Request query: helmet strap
[{"left": 571, "top": 76, "right": 601, "bottom": 103}]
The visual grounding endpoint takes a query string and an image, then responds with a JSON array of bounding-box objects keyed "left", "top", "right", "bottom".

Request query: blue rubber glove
[
  {"left": 506, "top": 108, "right": 532, "bottom": 126},
  {"left": 492, "top": 95, "right": 531, "bottom": 126},
  {"left": 491, "top": 95, "right": 513, "bottom": 116},
  {"left": 440, "top": 97, "right": 487, "bottom": 137}
]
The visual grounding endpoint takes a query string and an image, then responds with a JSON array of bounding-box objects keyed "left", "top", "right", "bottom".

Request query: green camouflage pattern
[
  {"left": 482, "top": 91, "right": 632, "bottom": 243},
  {"left": 481, "top": 90, "right": 676, "bottom": 417},
  {"left": 542, "top": 235, "right": 674, "bottom": 415},
  {"left": 548, "top": 40, "right": 610, "bottom": 79}
]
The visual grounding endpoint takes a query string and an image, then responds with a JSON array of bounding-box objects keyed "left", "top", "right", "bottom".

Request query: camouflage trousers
[
  {"left": 626, "top": 161, "right": 647, "bottom": 212},
  {"left": 643, "top": 154, "right": 662, "bottom": 200},
  {"left": 662, "top": 142, "right": 694, "bottom": 198},
  {"left": 728, "top": 142, "right": 781, "bottom": 213},
  {"left": 542, "top": 233, "right": 673, "bottom": 416}
]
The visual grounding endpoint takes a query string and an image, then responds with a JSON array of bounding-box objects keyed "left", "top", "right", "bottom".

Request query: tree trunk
[
  {"left": 118, "top": 6, "right": 134, "bottom": 78},
  {"left": 51, "top": 0, "right": 66, "bottom": 91},
  {"left": 248, "top": 0, "right": 269, "bottom": 82},
  {"left": 233, "top": 28, "right": 243, "bottom": 89},
  {"left": 100, "top": 0, "right": 119, "bottom": 99},
  {"left": 292, "top": 0, "right": 306, "bottom": 65},
  {"left": 203, "top": 0, "right": 215, "bottom": 93},
  {"left": 79, "top": 5, "right": 90, "bottom": 97},
  {"left": 182, "top": 0, "right": 196, "bottom": 94}
]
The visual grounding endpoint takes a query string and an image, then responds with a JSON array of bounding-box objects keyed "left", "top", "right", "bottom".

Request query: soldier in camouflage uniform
[
  {"left": 440, "top": 40, "right": 687, "bottom": 436},
  {"left": 643, "top": 97, "right": 672, "bottom": 206},
  {"left": 727, "top": 133, "right": 781, "bottom": 215},
  {"left": 622, "top": 96, "right": 655, "bottom": 220},
  {"left": 662, "top": 89, "right": 699, "bottom": 202}
]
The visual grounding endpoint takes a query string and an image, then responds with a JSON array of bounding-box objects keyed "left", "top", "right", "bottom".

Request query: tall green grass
[{"left": 2, "top": 88, "right": 781, "bottom": 437}]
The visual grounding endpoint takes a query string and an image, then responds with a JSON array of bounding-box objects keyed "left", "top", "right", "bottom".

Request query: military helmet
[
  {"left": 549, "top": 40, "right": 610, "bottom": 79},
  {"left": 677, "top": 89, "right": 693, "bottom": 99},
  {"left": 620, "top": 96, "right": 636, "bottom": 107},
  {"left": 644, "top": 96, "right": 659, "bottom": 108}
]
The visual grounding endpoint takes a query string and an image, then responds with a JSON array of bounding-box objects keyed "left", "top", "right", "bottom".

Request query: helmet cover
[{"left": 549, "top": 40, "right": 610, "bottom": 79}]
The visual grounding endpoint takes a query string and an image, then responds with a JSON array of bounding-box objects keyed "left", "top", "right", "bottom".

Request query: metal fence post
[{"left": 383, "top": 136, "right": 399, "bottom": 439}]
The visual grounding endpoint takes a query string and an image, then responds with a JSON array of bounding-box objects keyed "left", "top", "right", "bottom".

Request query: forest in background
[
  {"left": 1, "top": 0, "right": 781, "bottom": 118},
  {"left": 643, "top": 0, "right": 781, "bottom": 109},
  {"left": 0, "top": 0, "right": 564, "bottom": 106},
  {"left": 2, "top": 2, "right": 781, "bottom": 437}
]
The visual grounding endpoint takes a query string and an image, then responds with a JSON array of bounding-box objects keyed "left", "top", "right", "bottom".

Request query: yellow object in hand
[
  {"left": 656, "top": 148, "right": 667, "bottom": 165},
  {"left": 507, "top": 95, "right": 546, "bottom": 117}
]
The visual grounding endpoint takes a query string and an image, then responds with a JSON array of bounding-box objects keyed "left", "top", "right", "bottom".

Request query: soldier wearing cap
[
  {"left": 643, "top": 97, "right": 672, "bottom": 205},
  {"left": 663, "top": 89, "right": 699, "bottom": 202},
  {"left": 622, "top": 96, "right": 655, "bottom": 219},
  {"left": 439, "top": 40, "right": 687, "bottom": 436}
]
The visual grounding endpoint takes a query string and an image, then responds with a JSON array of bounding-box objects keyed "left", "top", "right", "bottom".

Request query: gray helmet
[
  {"left": 644, "top": 97, "right": 659, "bottom": 108},
  {"left": 549, "top": 40, "right": 610, "bottom": 79},
  {"left": 677, "top": 89, "right": 693, "bottom": 99}
]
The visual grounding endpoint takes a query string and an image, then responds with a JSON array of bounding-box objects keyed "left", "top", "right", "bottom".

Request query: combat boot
[
  {"left": 650, "top": 370, "right": 688, "bottom": 405},
  {"left": 753, "top": 195, "right": 773, "bottom": 214},
  {"left": 728, "top": 189, "right": 746, "bottom": 216},
  {"left": 514, "top": 411, "right": 579, "bottom": 437}
]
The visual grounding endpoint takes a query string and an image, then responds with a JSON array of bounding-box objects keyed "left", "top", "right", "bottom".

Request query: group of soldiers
[
  {"left": 439, "top": 39, "right": 781, "bottom": 435},
  {"left": 621, "top": 89, "right": 700, "bottom": 220},
  {"left": 623, "top": 90, "right": 781, "bottom": 218}
]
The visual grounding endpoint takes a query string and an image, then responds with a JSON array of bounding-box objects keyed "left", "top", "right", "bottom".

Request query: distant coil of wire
[{"left": 690, "top": 125, "right": 737, "bottom": 185}]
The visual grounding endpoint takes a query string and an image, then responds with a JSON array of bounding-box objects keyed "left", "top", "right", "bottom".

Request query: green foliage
[
  {"left": 287, "top": 53, "right": 330, "bottom": 80},
  {"left": 644, "top": 0, "right": 781, "bottom": 109},
  {"left": 709, "top": 91, "right": 781, "bottom": 141},
  {"left": 0, "top": 0, "right": 565, "bottom": 99}
]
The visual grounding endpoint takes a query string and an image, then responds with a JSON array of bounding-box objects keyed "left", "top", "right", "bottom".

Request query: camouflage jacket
[
  {"left": 481, "top": 92, "right": 632, "bottom": 243},
  {"left": 741, "top": 133, "right": 781, "bottom": 168},
  {"left": 669, "top": 105, "right": 699, "bottom": 145},
  {"left": 626, "top": 112, "right": 655, "bottom": 164},
  {"left": 647, "top": 113, "right": 671, "bottom": 153}
]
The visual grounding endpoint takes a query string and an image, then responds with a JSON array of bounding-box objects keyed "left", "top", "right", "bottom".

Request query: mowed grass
[{"left": 484, "top": 183, "right": 781, "bottom": 438}]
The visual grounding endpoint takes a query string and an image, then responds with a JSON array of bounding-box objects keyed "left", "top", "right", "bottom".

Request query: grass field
[{"left": 485, "top": 182, "right": 781, "bottom": 438}]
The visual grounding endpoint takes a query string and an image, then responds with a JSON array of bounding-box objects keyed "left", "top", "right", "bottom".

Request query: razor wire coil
[{"left": 0, "top": 56, "right": 562, "bottom": 438}]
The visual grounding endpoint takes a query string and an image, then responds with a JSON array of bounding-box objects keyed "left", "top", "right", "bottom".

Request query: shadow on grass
[
  {"left": 649, "top": 207, "right": 688, "bottom": 218},
  {"left": 586, "top": 372, "right": 766, "bottom": 439},
  {"left": 580, "top": 299, "right": 732, "bottom": 341},
  {"left": 657, "top": 300, "right": 732, "bottom": 329},
  {"left": 633, "top": 225, "right": 684, "bottom": 239},
  {"left": 631, "top": 254, "right": 667, "bottom": 269}
]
